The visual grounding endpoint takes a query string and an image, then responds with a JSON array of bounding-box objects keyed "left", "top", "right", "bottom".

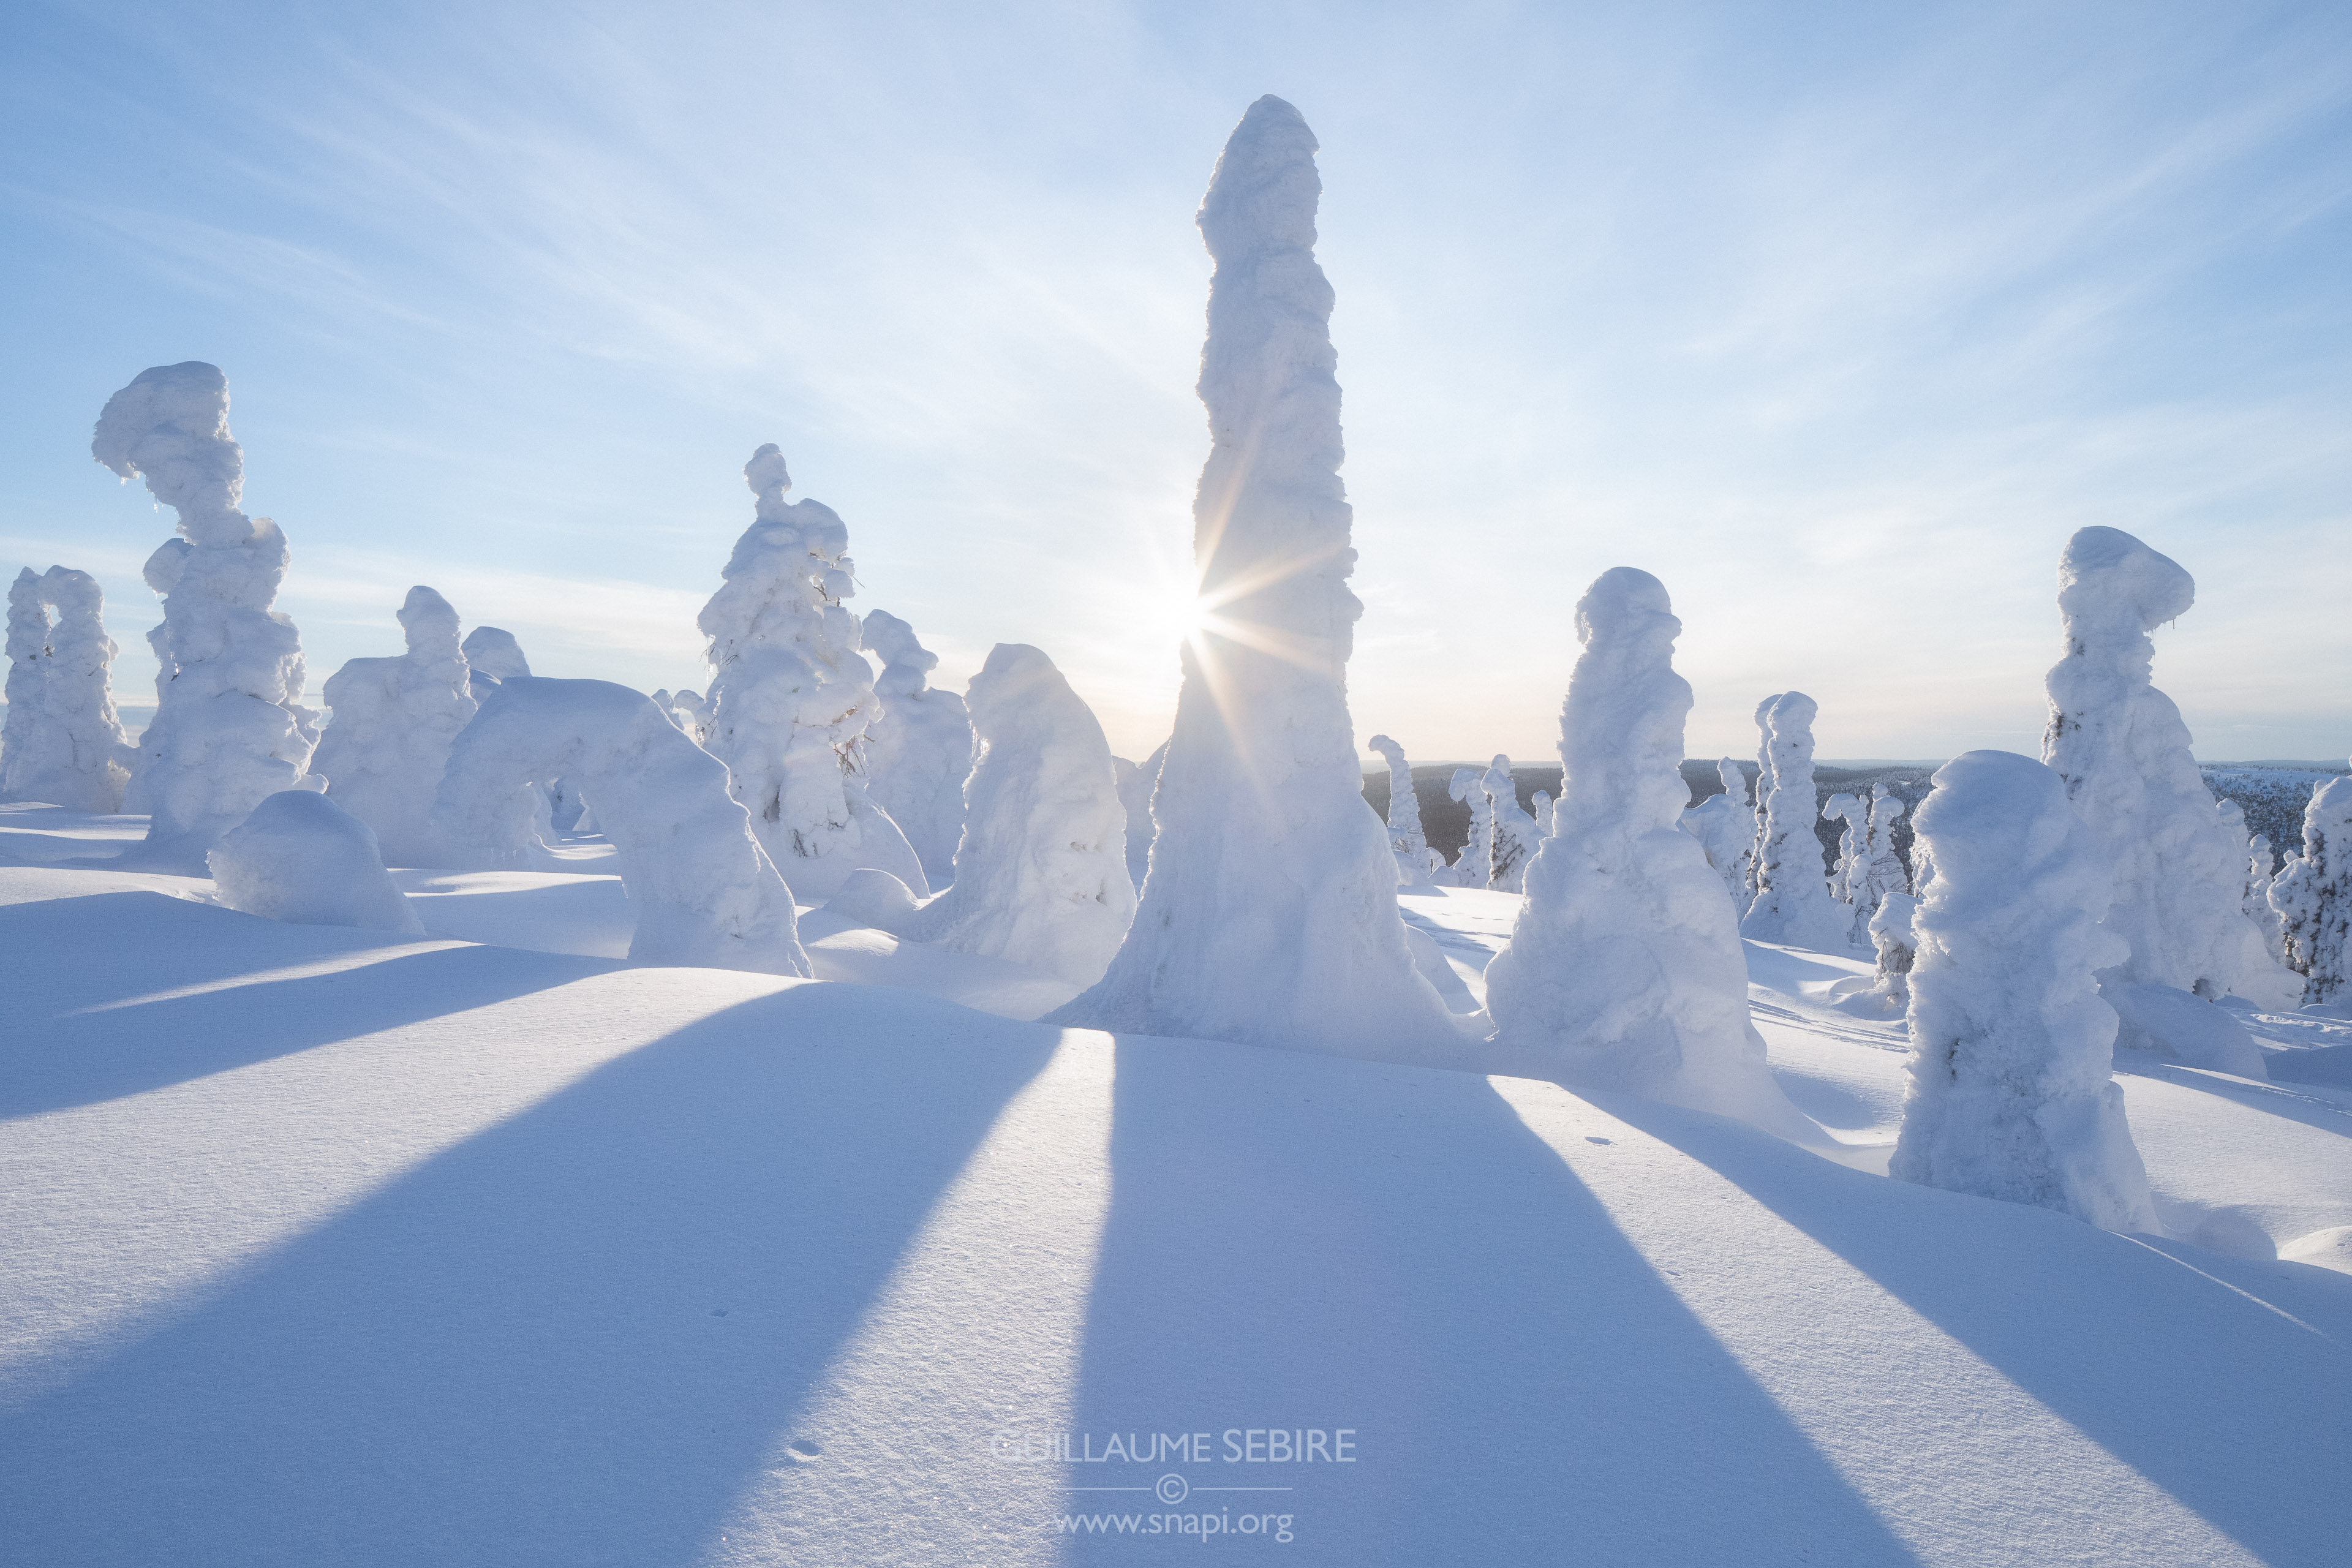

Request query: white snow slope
[{"left": 3, "top": 808, "right": 2350, "bottom": 1566}]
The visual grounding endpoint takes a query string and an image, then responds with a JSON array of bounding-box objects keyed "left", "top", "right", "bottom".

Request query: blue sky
[{"left": 4, "top": 0, "right": 2347, "bottom": 763}]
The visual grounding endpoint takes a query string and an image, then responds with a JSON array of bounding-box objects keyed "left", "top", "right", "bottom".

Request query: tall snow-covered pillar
[
  {"left": 92, "top": 362, "right": 320, "bottom": 866},
  {"left": 1368, "top": 733, "right": 1436, "bottom": 885},
  {"left": 1741, "top": 692, "right": 1845, "bottom": 949},
  {"left": 1048, "top": 96, "right": 1458, "bottom": 1058},
  {"left": 315, "top": 586, "right": 480, "bottom": 867},
  {"left": 2271, "top": 775, "right": 2351, "bottom": 1006},
  {"left": 860, "top": 609, "right": 976, "bottom": 890},
  {"left": 1486, "top": 755, "right": 1537, "bottom": 892},
  {"left": 0, "top": 567, "right": 137, "bottom": 812},
  {"left": 1449, "top": 766, "right": 1495, "bottom": 889}
]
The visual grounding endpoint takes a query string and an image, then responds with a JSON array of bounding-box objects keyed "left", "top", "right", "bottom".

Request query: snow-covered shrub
[
  {"left": 1486, "top": 755, "right": 1537, "bottom": 892},
  {"left": 1047, "top": 97, "right": 1457, "bottom": 1058},
  {"left": 2271, "top": 777, "right": 2352, "bottom": 1005},
  {"left": 697, "top": 443, "right": 927, "bottom": 901},
  {"left": 1114, "top": 739, "right": 1167, "bottom": 889},
  {"left": 314, "top": 586, "right": 478, "bottom": 867},
  {"left": 1485, "top": 569, "right": 1810, "bottom": 1133},
  {"left": 1741, "top": 692, "right": 1846, "bottom": 948},
  {"left": 1889, "top": 749, "right": 2158, "bottom": 1233},
  {"left": 1368, "top": 733, "right": 1437, "bottom": 885},
  {"left": 92, "top": 362, "right": 321, "bottom": 865},
  {"left": 1869, "top": 891, "right": 1918, "bottom": 1011},
  {"left": 461, "top": 625, "right": 529, "bottom": 699},
  {"left": 208, "top": 789, "right": 424, "bottom": 935},
  {"left": 1676, "top": 756, "right": 1755, "bottom": 912},
  {"left": 1, "top": 565, "right": 136, "bottom": 811},
  {"left": 433, "top": 676, "right": 810, "bottom": 976},
  {"left": 1447, "top": 766, "right": 1494, "bottom": 889},
  {"left": 859, "top": 608, "right": 975, "bottom": 890},
  {"left": 897, "top": 644, "right": 1134, "bottom": 985}
]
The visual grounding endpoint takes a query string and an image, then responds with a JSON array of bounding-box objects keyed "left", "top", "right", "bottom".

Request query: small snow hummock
[
  {"left": 1047, "top": 97, "right": 1458, "bottom": 1060},
  {"left": 2, "top": 565, "right": 137, "bottom": 811},
  {"left": 460, "top": 625, "right": 529, "bottom": 699},
  {"left": 859, "top": 609, "right": 976, "bottom": 890},
  {"left": 314, "top": 586, "right": 478, "bottom": 867},
  {"left": 897, "top": 644, "right": 1134, "bottom": 986},
  {"left": 1368, "top": 733, "right": 1439, "bottom": 885},
  {"left": 696, "top": 444, "right": 928, "bottom": 902},
  {"left": 2271, "top": 775, "right": 2352, "bottom": 1006},
  {"left": 1740, "top": 692, "right": 1847, "bottom": 949},
  {"left": 1486, "top": 755, "right": 1538, "bottom": 893},
  {"left": 207, "top": 789, "right": 425, "bottom": 935},
  {"left": 432, "top": 676, "right": 810, "bottom": 976},
  {"left": 1889, "top": 750, "right": 2159, "bottom": 1234},
  {"left": 1446, "top": 765, "right": 1495, "bottom": 889},
  {"left": 1113, "top": 739, "right": 1168, "bottom": 890},
  {"left": 93, "top": 363, "right": 322, "bottom": 866},
  {"left": 1484, "top": 568, "right": 1816, "bottom": 1137},
  {"left": 1677, "top": 756, "right": 1755, "bottom": 912}
]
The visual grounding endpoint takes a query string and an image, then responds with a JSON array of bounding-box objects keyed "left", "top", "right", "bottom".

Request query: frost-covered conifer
[
  {"left": 461, "top": 626, "right": 529, "bottom": 699},
  {"left": 2270, "top": 776, "right": 2352, "bottom": 1005},
  {"left": 1890, "top": 750, "right": 2158, "bottom": 1233},
  {"left": 859, "top": 609, "right": 975, "bottom": 889},
  {"left": 1823, "top": 791, "right": 1865, "bottom": 902},
  {"left": 92, "top": 362, "right": 320, "bottom": 865},
  {"left": 1869, "top": 891, "right": 1918, "bottom": 1011},
  {"left": 1676, "top": 756, "right": 1755, "bottom": 911},
  {"left": 1485, "top": 569, "right": 1812, "bottom": 1133},
  {"left": 1845, "top": 783, "right": 1910, "bottom": 944},
  {"left": 1741, "top": 692, "right": 1845, "bottom": 948},
  {"left": 1486, "top": 755, "right": 1537, "bottom": 892},
  {"left": 434, "top": 676, "right": 810, "bottom": 975},
  {"left": 899, "top": 644, "right": 1134, "bottom": 984},
  {"left": 697, "top": 444, "right": 927, "bottom": 900},
  {"left": 1368, "top": 733, "right": 1437, "bottom": 884},
  {"left": 1532, "top": 789, "right": 1554, "bottom": 837},
  {"left": 1, "top": 566, "right": 135, "bottom": 811},
  {"left": 314, "top": 586, "right": 477, "bottom": 867},
  {"left": 1449, "top": 766, "right": 1495, "bottom": 890},
  {"left": 1047, "top": 98, "right": 1458, "bottom": 1057}
]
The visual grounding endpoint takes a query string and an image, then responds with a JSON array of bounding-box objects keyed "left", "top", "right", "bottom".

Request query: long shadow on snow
[
  {"left": 1600, "top": 1095, "right": 2352, "bottom": 1566},
  {"left": 2, "top": 892, "right": 611, "bottom": 1119},
  {"left": 2114, "top": 1056, "right": 2352, "bottom": 1140},
  {"left": 1060, "top": 1041, "right": 1922, "bottom": 1565},
  {"left": 0, "top": 983, "right": 1055, "bottom": 1567}
]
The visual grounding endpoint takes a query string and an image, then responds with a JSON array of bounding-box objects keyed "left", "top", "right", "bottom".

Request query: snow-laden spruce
[
  {"left": 1047, "top": 97, "right": 1459, "bottom": 1057},
  {"left": 1890, "top": 749, "right": 2158, "bottom": 1232},
  {"left": 697, "top": 445, "right": 927, "bottom": 901},
  {"left": 1869, "top": 891, "right": 1919, "bottom": 1011},
  {"left": 1532, "top": 788, "right": 1554, "bottom": 836},
  {"left": 1677, "top": 756, "right": 1755, "bottom": 911},
  {"left": 1483, "top": 569, "right": 1815, "bottom": 1135},
  {"left": 1368, "top": 733, "right": 1439, "bottom": 884},
  {"left": 461, "top": 625, "right": 529, "bottom": 699},
  {"left": 1823, "top": 791, "right": 1864, "bottom": 903},
  {"left": 1486, "top": 756, "right": 1538, "bottom": 893},
  {"left": 434, "top": 676, "right": 810, "bottom": 976},
  {"left": 2271, "top": 775, "right": 2352, "bottom": 1005},
  {"left": 92, "top": 363, "right": 321, "bottom": 865},
  {"left": 1741, "top": 692, "right": 1846, "bottom": 948},
  {"left": 314, "top": 586, "right": 477, "bottom": 867},
  {"left": 1, "top": 566, "right": 136, "bottom": 811},
  {"left": 1845, "top": 784, "right": 1910, "bottom": 944},
  {"left": 896, "top": 644, "right": 1134, "bottom": 985},
  {"left": 208, "top": 789, "right": 424, "bottom": 935},
  {"left": 859, "top": 609, "right": 974, "bottom": 889},
  {"left": 1114, "top": 739, "right": 1166, "bottom": 889},
  {"left": 1446, "top": 766, "right": 1494, "bottom": 889}
]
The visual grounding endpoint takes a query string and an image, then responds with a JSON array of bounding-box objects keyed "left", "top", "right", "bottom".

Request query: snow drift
[{"left": 207, "top": 788, "right": 424, "bottom": 935}]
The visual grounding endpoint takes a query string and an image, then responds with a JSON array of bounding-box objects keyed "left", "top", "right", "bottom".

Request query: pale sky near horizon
[{"left": 4, "top": 1, "right": 2347, "bottom": 766}]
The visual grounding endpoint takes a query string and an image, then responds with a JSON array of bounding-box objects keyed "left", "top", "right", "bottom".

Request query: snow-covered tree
[
  {"left": 208, "top": 789, "right": 424, "bottom": 935},
  {"left": 1676, "top": 756, "right": 1755, "bottom": 911},
  {"left": 92, "top": 362, "right": 321, "bottom": 865},
  {"left": 314, "top": 586, "right": 478, "bottom": 867},
  {"left": 1047, "top": 97, "right": 1458, "bottom": 1058},
  {"left": 1486, "top": 755, "right": 1538, "bottom": 892},
  {"left": 1890, "top": 749, "right": 2158, "bottom": 1233},
  {"left": 434, "top": 676, "right": 810, "bottom": 976},
  {"left": 1531, "top": 788, "right": 1554, "bottom": 837},
  {"left": 1368, "top": 733, "right": 1438, "bottom": 885},
  {"left": 1448, "top": 766, "right": 1494, "bottom": 889},
  {"left": 1845, "top": 784, "right": 1911, "bottom": 945},
  {"left": 899, "top": 644, "right": 1134, "bottom": 985},
  {"left": 2271, "top": 776, "right": 2351, "bottom": 1005},
  {"left": 461, "top": 625, "right": 529, "bottom": 699},
  {"left": 1484, "top": 568, "right": 1812, "bottom": 1134},
  {"left": 2041, "top": 527, "right": 2256, "bottom": 1002},
  {"left": 1869, "top": 891, "right": 1918, "bottom": 1012},
  {"left": 1114, "top": 739, "right": 1167, "bottom": 889},
  {"left": 1, "top": 566, "right": 135, "bottom": 811},
  {"left": 1823, "top": 790, "right": 1865, "bottom": 902},
  {"left": 696, "top": 443, "right": 927, "bottom": 901},
  {"left": 859, "top": 608, "right": 975, "bottom": 889},
  {"left": 1741, "top": 692, "right": 1845, "bottom": 948}
]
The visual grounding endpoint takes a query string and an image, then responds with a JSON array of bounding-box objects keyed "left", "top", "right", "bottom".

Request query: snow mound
[
  {"left": 207, "top": 789, "right": 424, "bottom": 934},
  {"left": 460, "top": 625, "right": 529, "bottom": 699},
  {"left": 2281, "top": 1225, "right": 2352, "bottom": 1275},
  {"left": 825, "top": 867, "right": 921, "bottom": 932},
  {"left": 2105, "top": 981, "right": 2266, "bottom": 1078}
]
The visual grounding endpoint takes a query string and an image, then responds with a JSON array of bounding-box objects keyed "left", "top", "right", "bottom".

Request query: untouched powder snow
[
  {"left": 433, "top": 676, "right": 810, "bottom": 976},
  {"left": 314, "top": 586, "right": 478, "bottom": 868},
  {"left": 1891, "top": 750, "right": 2160, "bottom": 1233},
  {"left": 1485, "top": 569, "right": 1819, "bottom": 1142},
  {"left": 858, "top": 609, "right": 975, "bottom": 890},
  {"left": 92, "top": 362, "right": 322, "bottom": 868},
  {"left": 207, "top": 788, "right": 424, "bottom": 935},
  {"left": 1046, "top": 97, "right": 1460, "bottom": 1061},
  {"left": 897, "top": 644, "right": 1134, "bottom": 986},
  {"left": 1741, "top": 693, "right": 1847, "bottom": 949},
  {"left": 1, "top": 565, "right": 136, "bottom": 812}
]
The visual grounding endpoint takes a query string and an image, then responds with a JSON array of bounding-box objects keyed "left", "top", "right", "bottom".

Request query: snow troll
[
  {"left": 209, "top": 789, "right": 424, "bottom": 935},
  {"left": 697, "top": 445, "right": 928, "bottom": 902},
  {"left": 1446, "top": 766, "right": 1495, "bottom": 888},
  {"left": 2271, "top": 776, "right": 2351, "bottom": 1005},
  {"left": 1368, "top": 733, "right": 1440, "bottom": 885},
  {"left": 1484, "top": 569, "right": 1817, "bottom": 1137},
  {"left": 1114, "top": 739, "right": 1167, "bottom": 889},
  {"left": 897, "top": 644, "right": 1134, "bottom": 985},
  {"left": 433, "top": 677, "right": 810, "bottom": 976},
  {"left": 92, "top": 362, "right": 322, "bottom": 865},
  {"left": 1047, "top": 97, "right": 1460, "bottom": 1057},
  {"left": 1844, "top": 784, "right": 1910, "bottom": 944},
  {"left": 1890, "top": 750, "right": 2159, "bottom": 1234},
  {"left": 1676, "top": 756, "right": 1755, "bottom": 911},
  {"left": 314, "top": 586, "right": 478, "bottom": 867},
  {"left": 2, "top": 566, "right": 137, "bottom": 811},
  {"left": 1486, "top": 756, "right": 1538, "bottom": 892},
  {"left": 859, "top": 609, "right": 976, "bottom": 889},
  {"left": 1741, "top": 692, "right": 1846, "bottom": 948}
]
